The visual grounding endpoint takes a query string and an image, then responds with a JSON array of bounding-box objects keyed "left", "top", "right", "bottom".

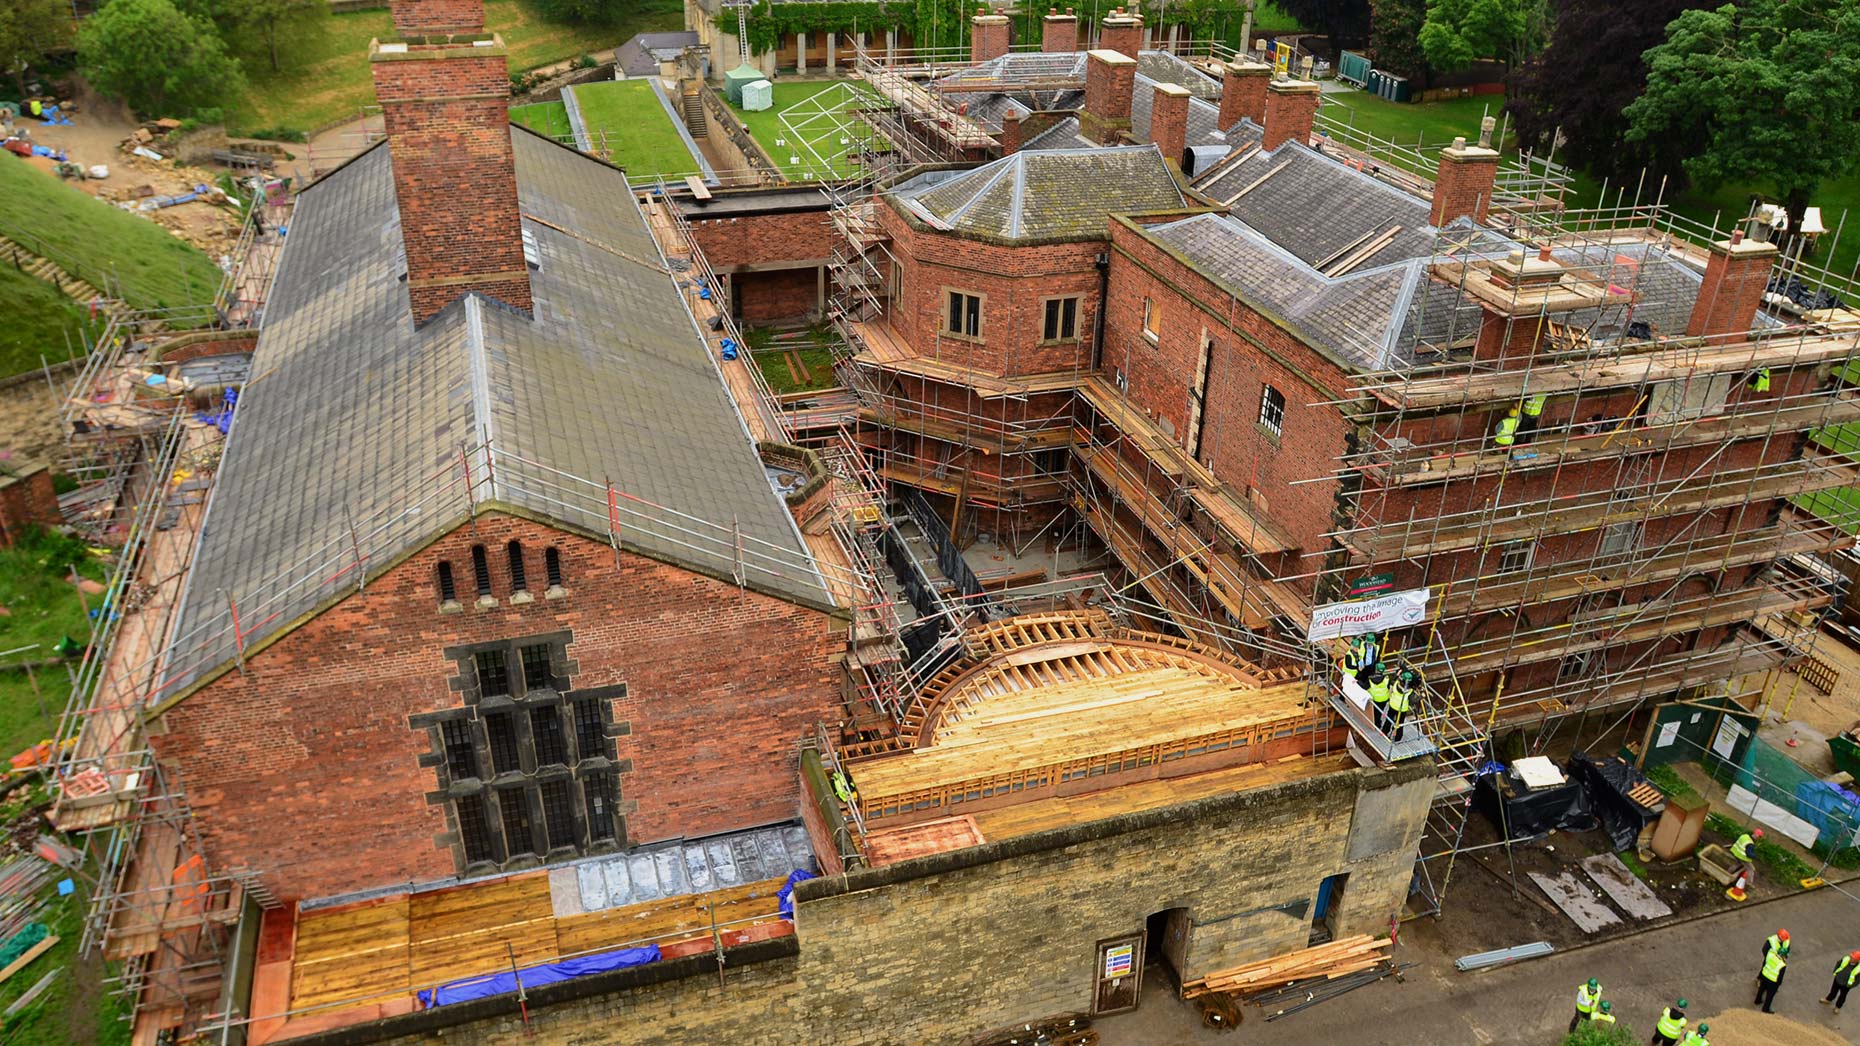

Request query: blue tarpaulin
[
  {"left": 418, "top": 943, "right": 661, "bottom": 1008},
  {"left": 777, "top": 868, "right": 815, "bottom": 920},
  {"left": 195, "top": 388, "right": 238, "bottom": 434}
]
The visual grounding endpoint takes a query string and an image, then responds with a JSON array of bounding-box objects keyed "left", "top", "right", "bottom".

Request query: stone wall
[{"left": 285, "top": 760, "right": 1433, "bottom": 1045}]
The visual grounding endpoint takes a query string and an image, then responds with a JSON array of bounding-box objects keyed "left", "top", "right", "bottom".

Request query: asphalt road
[{"left": 1096, "top": 883, "right": 1860, "bottom": 1045}]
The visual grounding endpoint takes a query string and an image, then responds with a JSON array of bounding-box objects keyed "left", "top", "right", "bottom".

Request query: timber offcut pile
[{"left": 1182, "top": 936, "right": 1391, "bottom": 999}]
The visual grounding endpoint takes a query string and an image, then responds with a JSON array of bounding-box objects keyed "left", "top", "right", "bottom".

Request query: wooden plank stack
[{"left": 1182, "top": 936, "right": 1390, "bottom": 999}]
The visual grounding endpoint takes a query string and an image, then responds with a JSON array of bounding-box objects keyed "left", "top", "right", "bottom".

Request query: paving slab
[
  {"left": 1526, "top": 871, "right": 1622, "bottom": 933},
  {"left": 1580, "top": 853, "right": 1674, "bottom": 920}
]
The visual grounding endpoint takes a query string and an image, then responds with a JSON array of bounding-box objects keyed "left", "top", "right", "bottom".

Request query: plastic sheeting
[
  {"left": 418, "top": 944, "right": 662, "bottom": 1008},
  {"left": 1568, "top": 750, "right": 1661, "bottom": 853},
  {"left": 777, "top": 868, "right": 815, "bottom": 920},
  {"left": 1474, "top": 761, "right": 1594, "bottom": 840}
]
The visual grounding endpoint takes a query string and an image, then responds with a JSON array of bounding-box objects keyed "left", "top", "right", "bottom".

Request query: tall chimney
[
  {"left": 370, "top": 0, "right": 531, "bottom": 326},
  {"left": 1149, "top": 82, "right": 1190, "bottom": 166},
  {"left": 1218, "top": 58, "right": 1270, "bottom": 129},
  {"left": 1042, "top": 7, "right": 1079, "bottom": 52},
  {"left": 1687, "top": 230, "right": 1779, "bottom": 342},
  {"left": 1081, "top": 49, "right": 1136, "bottom": 144},
  {"left": 1000, "top": 110, "right": 1024, "bottom": 155},
  {"left": 1430, "top": 120, "right": 1501, "bottom": 226},
  {"left": 1098, "top": 8, "right": 1142, "bottom": 58},
  {"left": 970, "top": 9, "right": 1010, "bottom": 63},
  {"left": 1260, "top": 76, "right": 1319, "bottom": 151}
]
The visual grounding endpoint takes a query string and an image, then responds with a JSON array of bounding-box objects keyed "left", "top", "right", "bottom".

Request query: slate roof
[
  {"left": 890, "top": 146, "right": 1186, "bottom": 242},
  {"left": 615, "top": 31, "right": 699, "bottom": 78},
  {"left": 166, "top": 130, "right": 826, "bottom": 697},
  {"left": 936, "top": 51, "right": 1234, "bottom": 150}
]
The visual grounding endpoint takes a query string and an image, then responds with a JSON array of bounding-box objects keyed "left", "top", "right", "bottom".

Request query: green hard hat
[
  {"left": 1598, "top": 1001, "right": 1611, "bottom": 1013},
  {"left": 1697, "top": 1024, "right": 1707, "bottom": 1033},
  {"left": 1676, "top": 998, "right": 1688, "bottom": 1008},
  {"left": 1586, "top": 978, "right": 1598, "bottom": 989}
]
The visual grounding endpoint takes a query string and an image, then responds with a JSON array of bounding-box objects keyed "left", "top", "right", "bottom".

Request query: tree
[
  {"left": 1272, "top": 0, "right": 1372, "bottom": 64},
  {"left": 77, "top": 0, "right": 245, "bottom": 118},
  {"left": 1369, "top": 0, "right": 1429, "bottom": 82},
  {"left": 1505, "top": 0, "right": 1713, "bottom": 184},
  {"left": 234, "top": 0, "right": 324, "bottom": 72},
  {"left": 0, "top": 0, "right": 71, "bottom": 99},
  {"left": 1625, "top": 0, "right": 1860, "bottom": 232},
  {"left": 1418, "top": 0, "right": 1547, "bottom": 73}
]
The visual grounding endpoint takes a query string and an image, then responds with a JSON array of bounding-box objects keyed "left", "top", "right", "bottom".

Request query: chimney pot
[
  {"left": 1538, "top": 245, "right": 1553, "bottom": 262},
  {"left": 1731, "top": 229, "right": 1745, "bottom": 245},
  {"left": 1478, "top": 115, "right": 1496, "bottom": 148},
  {"left": 1451, "top": 136, "right": 1466, "bottom": 149}
]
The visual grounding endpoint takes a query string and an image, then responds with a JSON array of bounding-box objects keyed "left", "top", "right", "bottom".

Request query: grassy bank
[
  {"left": 235, "top": 0, "right": 681, "bottom": 136},
  {"left": 0, "top": 160, "right": 222, "bottom": 316},
  {"left": 733, "top": 80, "right": 873, "bottom": 180},
  {"left": 511, "top": 100, "right": 573, "bottom": 141},
  {"left": 0, "top": 265, "right": 101, "bottom": 379},
  {"left": 0, "top": 528, "right": 101, "bottom": 758}
]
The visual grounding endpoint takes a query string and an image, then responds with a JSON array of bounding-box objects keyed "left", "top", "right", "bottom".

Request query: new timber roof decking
[{"left": 845, "top": 611, "right": 1322, "bottom": 825}]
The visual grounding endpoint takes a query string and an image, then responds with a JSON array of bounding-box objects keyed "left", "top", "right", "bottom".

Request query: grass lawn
[
  {"left": 734, "top": 80, "right": 876, "bottom": 181},
  {"left": 568, "top": 80, "right": 699, "bottom": 179},
  {"left": 510, "top": 100, "right": 572, "bottom": 142},
  {"left": 0, "top": 160, "right": 222, "bottom": 316},
  {"left": 231, "top": 0, "right": 681, "bottom": 136},
  {"left": 0, "top": 527, "right": 102, "bottom": 757},
  {"left": 0, "top": 265, "right": 101, "bottom": 379},
  {"left": 0, "top": 868, "right": 130, "bottom": 1046},
  {"left": 751, "top": 345, "right": 838, "bottom": 394},
  {"left": 1318, "top": 90, "right": 1511, "bottom": 157}
]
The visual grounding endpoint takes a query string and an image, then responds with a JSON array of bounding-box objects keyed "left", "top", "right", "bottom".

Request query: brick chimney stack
[
  {"left": 1218, "top": 58, "right": 1270, "bottom": 129},
  {"left": 1042, "top": 7, "right": 1079, "bottom": 52},
  {"left": 370, "top": 0, "right": 531, "bottom": 326},
  {"left": 1081, "top": 49, "right": 1136, "bottom": 144},
  {"left": 1150, "top": 82, "right": 1190, "bottom": 166},
  {"left": 1098, "top": 8, "right": 1142, "bottom": 57},
  {"left": 971, "top": 9, "right": 1011, "bottom": 63},
  {"left": 1430, "top": 118, "right": 1501, "bottom": 226},
  {"left": 1000, "top": 110, "right": 1024, "bottom": 154},
  {"left": 1260, "top": 76, "right": 1320, "bottom": 151},
  {"left": 1686, "top": 230, "right": 1780, "bottom": 341}
]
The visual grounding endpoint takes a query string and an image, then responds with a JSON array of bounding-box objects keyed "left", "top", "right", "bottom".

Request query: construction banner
[{"left": 1307, "top": 588, "right": 1429, "bottom": 642}]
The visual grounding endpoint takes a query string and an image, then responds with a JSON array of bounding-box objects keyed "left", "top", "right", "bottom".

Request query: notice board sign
[
  {"left": 1103, "top": 944, "right": 1134, "bottom": 978},
  {"left": 1308, "top": 588, "right": 1430, "bottom": 641}
]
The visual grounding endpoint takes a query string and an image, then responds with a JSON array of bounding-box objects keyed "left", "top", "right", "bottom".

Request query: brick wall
[
  {"left": 390, "top": 0, "right": 483, "bottom": 33},
  {"left": 151, "top": 512, "right": 840, "bottom": 902},
  {"left": 1688, "top": 236, "right": 1779, "bottom": 341},
  {"left": 1082, "top": 49, "right": 1136, "bottom": 143},
  {"left": 371, "top": 39, "right": 531, "bottom": 325},
  {"left": 689, "top": 208, "right": 833, "bottom": 270},
  {"left": 882, "top": 204, "right": 1103, "bottom": 377},
  {"left": 1105, "top": 219, "right": 1354, "bottom": 554},
  {"left": 0, "top": 467, "right": 58, "bottom": 548},
  {"left": 1262, "top": 81, "right": 1319, "bottom": 152},
  {"left": 1429, "top": 145, "right": 1499, "bottom": 226},
  {"left": 1218, "top": 61, "right": 1269, "bottom": 129},
  {"left": 317, "top": 761, "right": 1433, "bottom": 1046},
  {"left": 971, "top": 14, "right": 1011, "bottom": 62},
  {"left": 1042, "top": 11, "right": 1079, "bottom": 52},
  {"left": 733, "top": 267, "right": 820, "bottom": 322},
  {"left": 1098, "top": 13, "right": 1142, "bottom": 57},
  {"left": 1149, "top": 83, "right": 1190, "bottom": 164}
]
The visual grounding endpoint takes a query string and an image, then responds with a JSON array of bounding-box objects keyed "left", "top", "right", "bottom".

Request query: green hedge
[{"left": 740, "top": 0, "right": 1302, "bottom": 55}]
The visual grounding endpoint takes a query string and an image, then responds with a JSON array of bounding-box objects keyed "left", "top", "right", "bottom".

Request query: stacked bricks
[
  {"left": 1097, "top": 8, "right": 1142, "bottom": 57},
  {"left": 1041, "top": 8, "right": 1078, "bottom": 52},
  {"left": 1149, "top": 82, "right": 1191, "bottom": 165}
]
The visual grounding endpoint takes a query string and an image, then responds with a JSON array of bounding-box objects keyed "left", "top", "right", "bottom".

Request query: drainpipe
[{"left": 1091, "top": 250, "right": 1110, "bottom": 370}]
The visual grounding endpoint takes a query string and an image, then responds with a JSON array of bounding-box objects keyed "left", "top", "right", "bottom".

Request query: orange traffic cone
[{"left": 1727, "top": 871, "right": 1749, "bottom": 902}]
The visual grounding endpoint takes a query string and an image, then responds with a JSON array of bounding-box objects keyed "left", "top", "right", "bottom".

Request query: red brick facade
[
  {"left": 150, "top": 513, "right": 840, "bottom": 902},
  {"left": 1098, "top": 11, "right": 1142, "bottom": 57},
  {"left": 880, "top": 203, "right": 1102, "bottom": 376},
  {"left": 1218, "top": 60, "right": 1269, "bottom": 129},
  {"left": 371, "top": 39, "right": 532, "bottom": 325},
  {"left": 1042, "top": 10, "right": 1079, "bottom": 52},
  {"left": 1688, "top": 234, "right": 1780, "bottom": 341},
  {"left": 734, "top": 267, "right": 820, "bottom": 322},
  {"left": 0, "top": 467, "right": 58, "bottom": 548},
  {"left": 689, "top": 209, "right": 833, "bottom": 270},
  {"left": 390, "top": 0, "right": 485, "bottom": 34}
]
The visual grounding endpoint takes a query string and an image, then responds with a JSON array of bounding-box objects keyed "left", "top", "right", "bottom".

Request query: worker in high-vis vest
[
  {"left": 1590, "top": 1001, "right": 1618, "bottom": 1028},
  {"left": 1365, "top": 663, "right": 1392, "bottom": 733},
  {"left": 1493, "top": 408, "right": 1520, "bottom": 448},
  {"left": 1519, "top": 393, "right": 1547, "bottom": 441},
  {"left": 1755, "top": 939, "right": 1787, "bottom": 1013},
  {"left": 1678, "top": 1023, "right": 1708, "bottom": 1046},
  {"left": 1824, "top": 950, "right": 1860, "bottom": 1011},
  {"left": 1766, "top": 927, "right": 1792, "bottom": 960},
  {"left": 1570, "top": 977, "right": 1602, "bottom": 1033},
  {"left": 1652, "top": 998, "right": 1687, "bottom": 1045},
  {"left": 1347, "top": 632, "right": 1381, "bottom": 685},
  {"left": 1385, "top": 671, "right": 1412, "bottom": 738},
  {"left": 1731, "top": 829, "right": 1763, "bottom": 892},
  {"left": 1749, "top": 367, "right": 1771, "bottom": 393}
]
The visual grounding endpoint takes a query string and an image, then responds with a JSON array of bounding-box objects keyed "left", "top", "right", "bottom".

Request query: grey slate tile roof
[
  {"left": 1195, "top": 140, "right": 1438, "bottom": 271},
  {"left": 892, "top": 146, "right": 1186, "bottom": 242},
  {"left": 167, "top": 130, "right": 826, "bottom": 694},
  {"left": 936, "top": 51, "right": 1235, "bottom": 149}
]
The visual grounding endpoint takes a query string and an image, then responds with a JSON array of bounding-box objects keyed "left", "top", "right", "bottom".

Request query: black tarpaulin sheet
[
  {"left": 1474, "top": 764, "right": 1594, "bottom": 840},
  {"left": 1568, "top": 750, "right": 1662, "bottom": 852}
]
